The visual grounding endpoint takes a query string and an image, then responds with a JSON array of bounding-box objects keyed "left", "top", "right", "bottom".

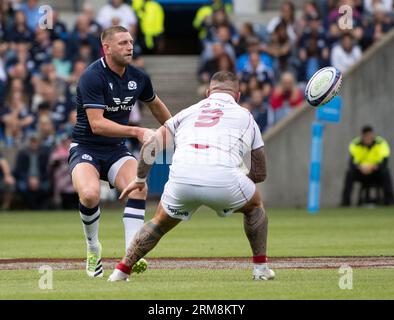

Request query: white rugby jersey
[{"left": 164, "top": 92, "right": 264, "bottom": 186}]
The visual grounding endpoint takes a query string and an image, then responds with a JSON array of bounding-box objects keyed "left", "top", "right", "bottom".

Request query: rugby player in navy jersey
[{"left": 68, "top": 26, "right": 171, "bottom": 277}]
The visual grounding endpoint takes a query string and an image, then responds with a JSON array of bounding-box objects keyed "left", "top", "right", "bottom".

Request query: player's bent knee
[
  {"left": 239, "top": 190, "right": 262, "bottom": 214},
  {"left": 79, "top": 188, "right": 100, "bottom": 208}
]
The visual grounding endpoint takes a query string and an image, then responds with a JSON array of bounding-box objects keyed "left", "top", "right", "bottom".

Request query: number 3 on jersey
[{"left": 194, "top": 109, "right": 224, "bottom": 127}]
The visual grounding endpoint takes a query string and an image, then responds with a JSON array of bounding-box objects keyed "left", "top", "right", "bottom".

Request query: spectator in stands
[
  {"left": 298, "top": 13, "right": 330, "bottom": 81},
  {"left": 201, "top": 26, "right": 236, "bottom": 63},
  {"left": 198, "top": 43, "right": 221, "bottom": 89},
  {"left": 331, "top": 32, "right": 362, "bottom": 73},
  {"left": 49, "top": 133, "right": 78, "bottom": 209},
  {"left": 51, "top": 39, "right": 72, "bottom": 81},
  {"left": 49, "top": 9, "right": 69, "bottom": 42},
  {"left": 216, "top": 50, "right": 235, "bottom": 73},
  {"left": 31, "top": 62, "right": 67, "bottom": 107},
  {"left": 362, "top": 3, "right": 393, "bottom": 49},
  {"left": 234, "top": 22, "right": 257, "bottom": 57},
  {"left": 74, "top": 40, "right": 96, "bottom": 65},
  {"left": 30, "top": 27, "right": 52, "bottom": 68},
  {"left": 64, "top": 59, "right": 87, "bottom": 109},
  {"left": 239, "top": 75, "right": 261, "bottom": 102},
  {"left": 96, "top": 0, "right": 138, "bottom": 35},
  {"left": 0, "top": 1, "right": 13, "bottom": 41},
  {"left": 81, "top": 1, "right": 102, "bottom": 38},
  {"left": 244, "top": 88, "right": 272, "bottom": 133},
  {"left": 39, "top": 84, "right": 70, "bottom": 134},
  {"left": 205, "top": 8, "right": 238, "bottom": 46},
  {"left": 19, "top": 0, "right": 42, "bottom": 32},
  {"left": 6, "top": 44, "right": 32, "bottom": 90},
  {"left": 198, "top": 49, "right": 234, "bottom": 96},
  {"left": 5, "top": 42, "right": 36, "bottom": 78},
  {"left": 0, "top": 90, "right": 34, "bottom": 147},
  {"left": 341, "top": 125, "right": 394, "bottom": 206},
  {"left": 68, "top": 14, "right": 101, "bottom": 62},
  {"left": 270, "top": 71, "right": 303, "bottom": 123},
  {"left": 3, "top": 78, "right": 26, "bottom": 107},
  {"left": 37, "top": 115, "right": 55, "bottom": 148},
  {"left": 267, "top": 1, "right": 297, "bottom": 44},
  {"left": 295, "top": 1, "right": 321, "bottom": 38},
  {"left": 236, "top": 36, "right": 273, "bottom": 73},
  {"left": 0, "top": 151, "right": 15, "bottom": 210},
  {"left": 35, "top": 101, "right": 51, "bottom": 120},
  {"left": 193, "top": 0, "right": 233, "bottom": 42},
  {"left": 13, "top": 132, "right": 51, "bottom": 210},
  {"left": 239, "top": 51, "right": 274, "bottom": 102},
  {"left": 6, "top": 10, "right": 34, "bottom": 43},
  {"left": 265, "top": 21, "right": 295, "bottom": 80}
]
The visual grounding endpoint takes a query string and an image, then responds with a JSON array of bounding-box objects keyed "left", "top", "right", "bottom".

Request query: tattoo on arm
[
  {"left": 247, "top": 147, "right": 267, "bottom": 183},
  {"left": 123, "top": 222, "right": 164, "bottom": 268},
  {"left": 137, "top": 128, "right": 169, "bottom": 180},
  {"left": 137, "top": 135, "right": 160, "bottom": 179},
  {"left": 137, "top": 144, "right": 154, "bottom": 180}
]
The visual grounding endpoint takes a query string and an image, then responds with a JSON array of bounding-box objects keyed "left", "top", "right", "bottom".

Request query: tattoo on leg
[
  {"left": 122, "top": 221, "right": 164, "bottom": 268},
  {"left": 243, "top": 207, "right": 268, "bottom": 257}
]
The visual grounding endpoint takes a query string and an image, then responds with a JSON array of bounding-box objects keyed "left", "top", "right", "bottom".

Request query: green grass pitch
[{"left": 0, "top": 206, "right": 393, "bottom": 299}]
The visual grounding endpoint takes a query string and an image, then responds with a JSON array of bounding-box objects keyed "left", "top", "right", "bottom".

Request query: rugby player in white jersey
[{"left": 108, "top": 71, "right": 275, "bottom": 281}]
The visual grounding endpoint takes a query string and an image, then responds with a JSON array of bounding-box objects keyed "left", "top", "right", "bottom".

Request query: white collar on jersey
[
  {"left": 208, "top": 92, "right": 236, "bottom": 103},
  {"left": 100, "top": 57, "right": 107, "bottom": 68}
]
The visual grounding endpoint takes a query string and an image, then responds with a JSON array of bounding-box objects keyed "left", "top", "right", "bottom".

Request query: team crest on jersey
[
  {"left": 82, "top": 154, "right": 93, "bottom": 161},
  {"left": 128, "top": 81, "right": 137, "bottom": 90}
]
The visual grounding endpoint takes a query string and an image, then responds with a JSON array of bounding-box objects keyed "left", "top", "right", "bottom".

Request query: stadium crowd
[
  {"left": 195, "top": 0, "right": 393, "bottom": 133},
  {"left": 0, "top": 0, "right": 393, "bottom": 210}
]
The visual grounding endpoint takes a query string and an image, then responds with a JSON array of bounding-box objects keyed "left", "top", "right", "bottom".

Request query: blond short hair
[{"left": 101, "top": 26, "right": 129, "bottom": 43}]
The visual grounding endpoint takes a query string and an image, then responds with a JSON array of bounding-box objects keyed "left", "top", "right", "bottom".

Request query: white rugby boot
[
  {"left": 108, "top": 268, "right": 129, "bottom": 282},
  {"left": 253, "top": 266, "right": 275, "bottom": 280}
]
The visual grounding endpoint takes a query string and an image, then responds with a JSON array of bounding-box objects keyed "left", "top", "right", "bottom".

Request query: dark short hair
[
  {"left": 361, "top": 125, "right": 374, "bottom": 134},
  {"left": 210, "top": 71, "right": 238, "bottom": 84},
  {"left": 101, "top": 26, "right": 129, "bottom": 43},
  {"left": 209, "top": 71, "right": 239, "bottom": 94}
]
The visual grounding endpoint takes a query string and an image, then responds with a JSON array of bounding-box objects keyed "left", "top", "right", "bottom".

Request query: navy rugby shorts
[{"left": 68, "top": 143, "right": 135, "bottom": 187}]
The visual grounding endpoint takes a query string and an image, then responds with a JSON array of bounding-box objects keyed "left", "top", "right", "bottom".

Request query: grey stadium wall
[{"left": 260, "top": 29, "right": 394, "bottom": 208}]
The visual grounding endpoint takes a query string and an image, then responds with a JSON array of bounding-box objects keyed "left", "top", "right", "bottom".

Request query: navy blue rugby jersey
[{"left": 72, "top": 57, "right": 156, "bottom": 146}]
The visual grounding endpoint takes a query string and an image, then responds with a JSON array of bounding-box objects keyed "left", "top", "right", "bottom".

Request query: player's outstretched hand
[
  {"left": 137, "top": 128, "right": 155, "bottom": 144},
  {"left": 119, "top": 181, "right": 147, "bottom": 200}
]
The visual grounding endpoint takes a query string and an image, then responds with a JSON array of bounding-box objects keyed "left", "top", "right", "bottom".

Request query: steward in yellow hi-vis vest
[
  {"left": 192, "top": 0, "right": 233, "bottom": 41},
  {"left": 132, "top": 0, "right": 165, "bottom": 52},
  {"left": 341, "top": 125, "right": 394, "bottom": 206}
]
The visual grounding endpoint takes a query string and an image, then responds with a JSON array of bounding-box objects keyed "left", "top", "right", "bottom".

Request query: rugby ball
[{"left": 305, "top": 67, "right": 342, "bottom": 107}]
